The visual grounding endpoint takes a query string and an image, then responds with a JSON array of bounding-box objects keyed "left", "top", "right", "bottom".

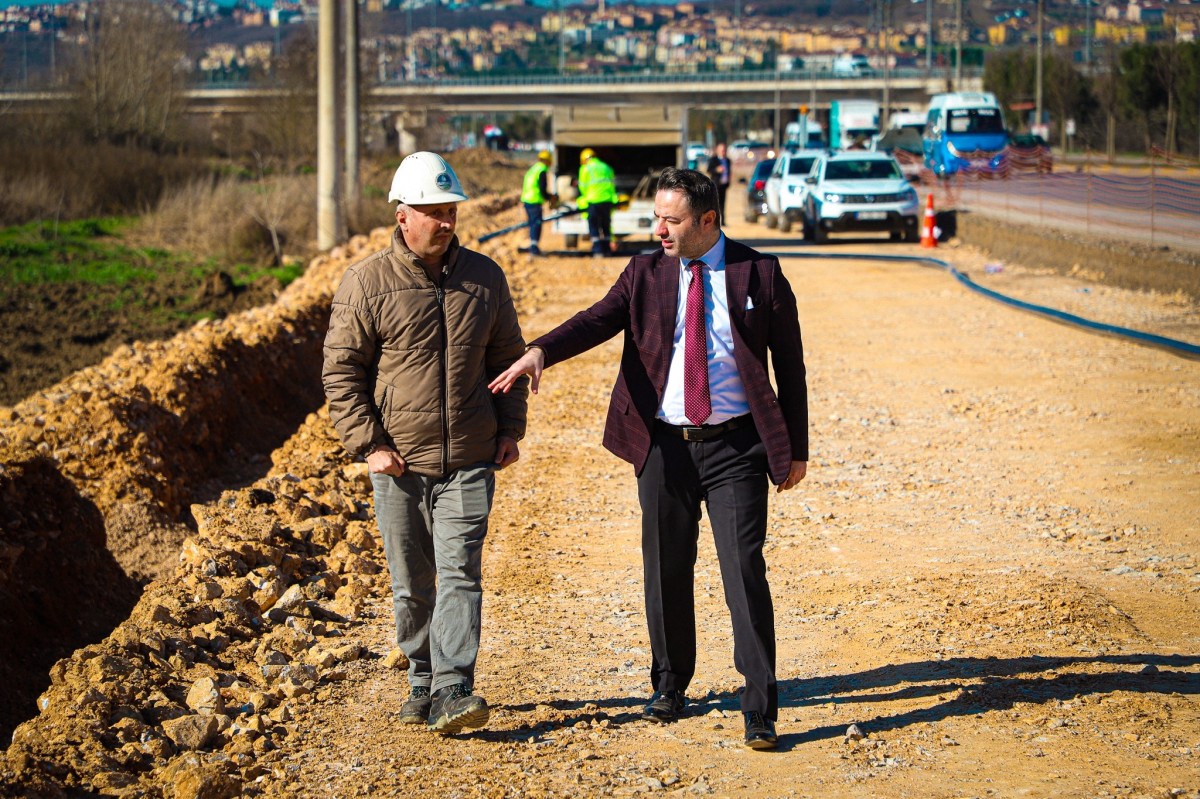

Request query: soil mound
[{"left": 0, "top": 193, "right": 520, "bottom": 762}]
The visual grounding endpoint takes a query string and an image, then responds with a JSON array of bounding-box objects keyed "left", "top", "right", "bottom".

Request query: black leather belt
[{"left": 658, "top": 414, "right": 751, "bottom": 442}]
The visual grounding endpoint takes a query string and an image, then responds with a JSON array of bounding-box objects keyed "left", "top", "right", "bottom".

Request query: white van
[
  {"left": 784, "top": 120, "right": 825, "bottom": 150},
  {"left": 832, "top": 54, "right": 872, "bottom": 77}
]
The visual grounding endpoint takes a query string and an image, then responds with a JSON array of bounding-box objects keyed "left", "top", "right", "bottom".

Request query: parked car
[
  {"left": 802, "top": 151, "right": 921, "bottom": 243},
  {"left": 832, "top": 53, "right": 874, "bottom": 77},
  {"left": 869, "top": 127, "right": 924, "bottom": 181},
  {"left": 686, "top": 140, "right": 710, "bottom": 170},
  {"left": 1007, "top": 133, "right": 1053, "bottom": 173},
  {"left": 728, "top": 139, "right": 771, "bottom": 162},
  {"left": 742, "top": 158, "right": 775, "bottom": 223},
  {"left": 763, "top": 149, "right": 823, "bottom": 232}
]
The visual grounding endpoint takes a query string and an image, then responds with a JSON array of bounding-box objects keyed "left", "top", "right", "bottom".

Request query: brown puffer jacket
[{"left": 322, "top": 229, "right": 529, "bottom": 477}]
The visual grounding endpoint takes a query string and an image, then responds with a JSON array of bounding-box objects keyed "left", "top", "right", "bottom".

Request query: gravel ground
[
  {"left": 2, "top": 187, "right": 1198, "bottom": 798},
  {"left": 260, "top": 195, "right": 1200, "bottom": 797}
]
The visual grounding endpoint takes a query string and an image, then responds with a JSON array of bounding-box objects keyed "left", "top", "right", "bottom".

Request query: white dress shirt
[{"left": 657, "top": 234, "right": 750, "bottom": 426}]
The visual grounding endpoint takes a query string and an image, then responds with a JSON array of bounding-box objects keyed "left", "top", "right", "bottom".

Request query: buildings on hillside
[{"left": 2, "top": 0, "right": 1197, "bottom": 86}]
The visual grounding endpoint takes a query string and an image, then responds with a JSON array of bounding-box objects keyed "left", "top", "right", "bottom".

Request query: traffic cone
[{"left": 920, "top": 193, "right": 937, "bottom": 248}]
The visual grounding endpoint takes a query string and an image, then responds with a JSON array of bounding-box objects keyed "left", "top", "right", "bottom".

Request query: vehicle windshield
[
  {"left": 947, "top": 107, "right": 1005, "bottom": 134},
  {"left": 824, "top": 159, "right": 903, "bottom": 181},
  {"left": 787, "top": 157, "right": 817, "bottom": 175},
  {"left": 632, "top": 172, "right": 659, "bottom": 199}
]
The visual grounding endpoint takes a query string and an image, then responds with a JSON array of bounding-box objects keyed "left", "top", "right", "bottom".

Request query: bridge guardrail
[{"left": 184, "top": 66, "right": 984, "bottom": 92}]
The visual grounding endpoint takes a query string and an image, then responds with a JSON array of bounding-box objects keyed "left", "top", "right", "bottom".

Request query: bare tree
[
  {"left": 245, "top": 152, "right": 289, "bottom": 267},
  {"left": 1095, "top": 41, "right": 1120, "bottom": 161},
  {"left": 1153, "top": 39, "right": 1181, "bottom": 154},
  {"left": 67, "top": 0, "right": 187, "bottom": 148},
  {"left": 246, "top": 24, "right": 319, "bottom": 172},
  {"left": 1043, "top": 53, "right": 1092, "bottom": 152}
]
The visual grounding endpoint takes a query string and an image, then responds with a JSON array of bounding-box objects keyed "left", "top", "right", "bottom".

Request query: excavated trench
[{"left": 0, "top": 196, "right": 521, "bottom": 746}]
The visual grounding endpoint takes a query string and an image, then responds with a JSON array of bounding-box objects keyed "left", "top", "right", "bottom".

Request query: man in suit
[{"left": 490, "top": 167, "right": 807, "bottom": 750}]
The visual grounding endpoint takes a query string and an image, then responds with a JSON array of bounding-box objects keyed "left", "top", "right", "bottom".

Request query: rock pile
[{"left": 3, "top": 408, "right": 388, "bottom": 798}]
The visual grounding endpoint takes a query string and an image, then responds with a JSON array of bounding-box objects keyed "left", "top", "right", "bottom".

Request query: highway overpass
[{"left": 2, "top": 68, "right": 983, "bottom": 118}]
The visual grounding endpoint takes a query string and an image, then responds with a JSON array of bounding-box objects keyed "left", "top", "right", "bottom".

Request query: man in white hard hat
[{"left": 323, "top": 151, "right": 529, "bottom": 736}]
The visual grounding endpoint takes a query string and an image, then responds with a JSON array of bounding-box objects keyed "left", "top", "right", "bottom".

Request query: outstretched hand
[{"left": 490, "top": 347, "right": 546, "bottom": 395}]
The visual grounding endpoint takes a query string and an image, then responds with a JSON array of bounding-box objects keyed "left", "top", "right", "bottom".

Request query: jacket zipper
[{"left": 435, "top": 283, "right": 450, "bottom": 476}]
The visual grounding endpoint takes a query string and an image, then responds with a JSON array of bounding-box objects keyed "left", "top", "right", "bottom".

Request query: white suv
[
  {"left": 763, "top": 149, "right": 823, "bottom": 233},
  {"left": 802, "top": 151, "right": 920, "bottom": 243}
]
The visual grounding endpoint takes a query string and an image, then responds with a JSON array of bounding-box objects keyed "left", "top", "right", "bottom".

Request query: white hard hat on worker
[
  {"left": 389, "top": 151, "right": 469, "bottom": 205},
  {"left": 390, "top": 152, "right": 467, "bottom": 266}
]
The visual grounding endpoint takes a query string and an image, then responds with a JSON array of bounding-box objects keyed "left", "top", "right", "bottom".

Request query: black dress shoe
[
  {"left": 743, "top": 711, "right": 778, "bottom": 750},
  {"left": 642, "top": 690, "right": 686, "bottom": 723}
]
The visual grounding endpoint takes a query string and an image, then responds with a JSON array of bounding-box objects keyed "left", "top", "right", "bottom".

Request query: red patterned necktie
[{"left": 683, "top": 260, "right": 711, "bottom": 425}]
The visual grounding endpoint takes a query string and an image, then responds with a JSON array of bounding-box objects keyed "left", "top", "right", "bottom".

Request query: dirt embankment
[
  {"left": 1, "top": 181, "right": 1198, "bottom": 798},
  {"left": 955, "top": 212, "right": 1200, "bottom": 303},
  {"left": 0, "top": 193, "right": 520, "bottom": 753}
]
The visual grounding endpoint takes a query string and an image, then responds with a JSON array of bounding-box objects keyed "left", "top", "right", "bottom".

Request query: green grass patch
[
  {"left": 0, "top": 217, "right": 198, "bottom": 286},
  {"left": 265, "top": 261, "right": 306, "bottom": 286},
  {"left": 229, "top": 260, "right": 306, "bottom": 288}
]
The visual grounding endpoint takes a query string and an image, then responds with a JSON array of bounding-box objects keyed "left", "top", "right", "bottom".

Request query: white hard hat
[{"left": 388, "top": 152, "right": 469, "bottom": 205}]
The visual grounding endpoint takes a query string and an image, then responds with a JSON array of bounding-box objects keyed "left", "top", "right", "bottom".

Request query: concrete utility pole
[
  {"left": 954, "top": 0, "right": 963, "bottom": 87},
  {"left": 1035, "top": 0, "right": 1044, "bottom": 135},
  {"left": 317, "top": 0, "right": 361, "bottom": 251},
  {"left": 1084, "top": 0, "right": 1092, "bottom": 74},
  {"left": 925, "top": 0, "right": 933, "bottom": 74},
  {"left": 772, "top": 49, "right": 781, "bottom": 151},
  {"left": 735, "top": 0, "right": 742, "bottom": 55},
  {"left": 345, "top": 0, "right": 361, "bottom": 220},
  {"left": 317, "top": 0, "right": 340, "bottom": 250},
  {"left": 557, "top": 0, "right": 565, "bottom": 74},
  {"left": 881, "top": 0, "right": 891, "bottom": 129}
]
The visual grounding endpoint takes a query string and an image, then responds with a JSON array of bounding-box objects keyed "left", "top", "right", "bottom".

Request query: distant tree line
[{"left": 985, "top": 41, "right": 1200, "bottom": 159}]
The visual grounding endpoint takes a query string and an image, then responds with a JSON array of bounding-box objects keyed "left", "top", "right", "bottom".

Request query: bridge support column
[{"left": 394, "top": 120, "right": 418, "bottom": 155}]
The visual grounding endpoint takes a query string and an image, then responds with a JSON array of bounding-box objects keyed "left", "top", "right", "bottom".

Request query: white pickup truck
[{"left": 550, "top": 104, "right": 686, "bottom": 251}]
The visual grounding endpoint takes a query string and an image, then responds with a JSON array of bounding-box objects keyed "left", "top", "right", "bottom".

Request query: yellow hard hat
[
  {"left": 580, "top": 147, "right": 595, "bottom": 162},
  {"left": 538, "top": 150, "right": 552, "bottom": 163}
]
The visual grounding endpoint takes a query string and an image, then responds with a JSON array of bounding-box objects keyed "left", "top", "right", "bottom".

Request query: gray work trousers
[{"left": 371, "top": 463, "right": 495, "bottom": 694}]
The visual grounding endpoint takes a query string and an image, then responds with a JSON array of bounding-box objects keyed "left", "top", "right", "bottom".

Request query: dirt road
[
  {"left": 4, "top": 186, "right": 1199, "bottom": 798},
  {"left": 265, "top": 193, "right": 1200, "bottom": 796}
]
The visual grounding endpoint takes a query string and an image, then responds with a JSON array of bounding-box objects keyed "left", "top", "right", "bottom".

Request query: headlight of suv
[
  {"left": 902, "top": 187, "right": 918, "bottom": 204},
  {"left": 822, "top": 191, "right": 844, "bottom": 203}
]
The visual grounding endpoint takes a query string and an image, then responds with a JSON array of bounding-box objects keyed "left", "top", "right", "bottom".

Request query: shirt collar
[{"left": 682, "top": 233, "right": 726, "bottom": 274}]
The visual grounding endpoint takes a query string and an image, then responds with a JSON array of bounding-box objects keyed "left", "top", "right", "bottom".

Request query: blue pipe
[
  {"left": 766, "top": 250, "right": 1200, "bottom": 361},
  {"left": 475, "top": 213, "right": 1198, "bottom": 359}
]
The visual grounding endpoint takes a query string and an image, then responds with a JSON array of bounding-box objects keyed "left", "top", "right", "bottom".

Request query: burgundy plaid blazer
[{"left": 532, "top": 239, "right": 808, "bottom": 484}]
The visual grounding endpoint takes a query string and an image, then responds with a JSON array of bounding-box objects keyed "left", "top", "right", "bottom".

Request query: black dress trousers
[{"left": 636, "top": 420, "right": 777, "bottom": 719}]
